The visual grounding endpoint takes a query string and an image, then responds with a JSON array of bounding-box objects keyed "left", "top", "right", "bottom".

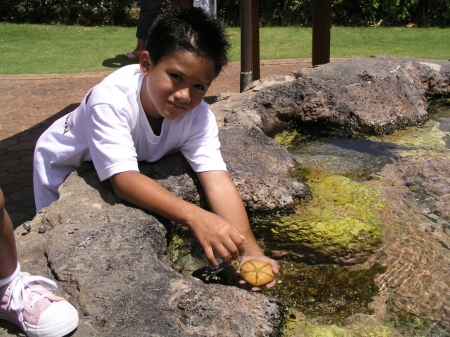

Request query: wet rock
[
  {"left": 392, "top": 155, "right": 450, "bottom": 219},
  {"left": 366, "top": 155, "right": 450, "bottom": 329},
  {"left": 253, "top": 172, "right": 384, "bottom": 265}
]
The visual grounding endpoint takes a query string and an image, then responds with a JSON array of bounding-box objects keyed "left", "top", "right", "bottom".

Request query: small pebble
[
  {"left": 38, "top": 223, "right": 47, "bottom": 233},
  {"left": 22, "top": 222, "right": 31, "bottom": 232}
]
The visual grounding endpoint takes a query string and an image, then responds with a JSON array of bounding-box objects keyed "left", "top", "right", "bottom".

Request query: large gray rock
[
  {"left": 220, "top": 126, "right": 310, "bottom": 211},
  {"left": 12, "top": 125, "right": 305, "bottom": 337},
  {"left": 224, "top": 55, "right": 450, "bottom": 135},
  {"left": 16, "top": 164, "right": 284, "bottom": 337}
]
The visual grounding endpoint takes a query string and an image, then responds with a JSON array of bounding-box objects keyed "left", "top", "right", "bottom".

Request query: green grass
[
  {"left": 1, "top": 23, "right": 449, "bottom": 75},
  {"left": 330, "top": 27, "right": 450, "bottom": 60}
]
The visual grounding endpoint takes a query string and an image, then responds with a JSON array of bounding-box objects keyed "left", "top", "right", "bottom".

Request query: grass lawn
[{"left": 1, "top": 23, "right": 449, "bottom": 75}]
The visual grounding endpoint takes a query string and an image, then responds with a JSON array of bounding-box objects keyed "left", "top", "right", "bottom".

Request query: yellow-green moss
[
  {"left": 370, "top": 119, "right": 450, "bottom": 158},
  {"left": 267, "top": 170, "right": 384, "bottom": 251},
  {"left": 283, "top": 309, "right": 397, "bottom": 337},
  {"left": 274, "top": 129, "right": 301, "bottom": 148},
  {"left": 167, "top": 224, "right": 193, "bottom": 263}
]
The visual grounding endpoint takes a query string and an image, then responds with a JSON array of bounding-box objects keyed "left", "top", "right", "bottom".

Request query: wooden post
[
  {"left": 251, "top": 0, "right": 260, "bottom": 81},
  {"left": 240, "top": 0, "right": 253, "bottom": 92},
  {"left": 171, "top": 0, "right": 192, "bottom": 8},
  {"left": 312, "top": 0, "right": 331, "bottom": 67}
]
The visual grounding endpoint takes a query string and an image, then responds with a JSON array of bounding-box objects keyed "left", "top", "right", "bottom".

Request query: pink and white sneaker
[{"left": 0, "top": 273, "right": 79, "bottom": 337}]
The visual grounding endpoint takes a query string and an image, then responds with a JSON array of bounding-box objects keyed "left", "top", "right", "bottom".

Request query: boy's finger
[
  {"left": 204, "top": 247, "right": 218, "bottom": 269},
  {"left": 229, "top": 230, "right": 245, "bottom": 246},
  {"left": 270, "top": 262, "right": 280, "bottom": 274},
  {"left": 215, "top": 246, "right": 233, "bottom": 265},
  {"left": 223, "top": 240, "right": 239, "bottom": 260},
  {"left": 265, "top": 280, "right": 277, "bottom": 288}
]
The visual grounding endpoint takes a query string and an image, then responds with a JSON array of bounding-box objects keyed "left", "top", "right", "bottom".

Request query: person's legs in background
[
  {"left": 126, "top": 0, "right": 164, "bottom": 59},
  {"left": 171, "top": 0, "right": 193, "bottom": 8}
]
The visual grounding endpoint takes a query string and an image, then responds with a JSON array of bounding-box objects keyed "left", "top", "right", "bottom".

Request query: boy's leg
[
  {"left": 0, "top": 188, "right": 79, "bottom": 337},
  {"left": 0, "top": 188, "right": 18, "bottom": 280}
]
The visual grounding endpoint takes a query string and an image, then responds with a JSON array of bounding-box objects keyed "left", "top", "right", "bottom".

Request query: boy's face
[{"left": 139, "top": 50, "right": 216, "bottom": 124}]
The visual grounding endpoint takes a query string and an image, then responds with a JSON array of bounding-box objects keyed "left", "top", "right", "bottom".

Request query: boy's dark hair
[{"left": 146, "top": 7, "right": 230, "bottom": 77}]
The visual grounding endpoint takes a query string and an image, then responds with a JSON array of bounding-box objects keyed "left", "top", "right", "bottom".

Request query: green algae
[
  {"left": 369, "top": 119, "right": 450, "bottom": 158},
  {"left": 285, "top": 320, "right": 394, "bottom": 337},
  {"left": 167, "top": 223, "right": 195, "bottom": 264},
  {"left": 385, "top": 301, "right": 450, "bottom": 337},
  {"left": 285, "top": 318, "right": 354, "bottom": 337},
  {"left": 258, "top": 170, "right": 384, "bottom": 256},
  {"left": 274, "top": 129, "right": 301, "bottom": 148},
  {"left": 282, "top": 308, "right": 398, "bottom": 337}
]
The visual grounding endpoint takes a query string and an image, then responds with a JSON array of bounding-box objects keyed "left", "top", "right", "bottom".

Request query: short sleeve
[
  {"left": 180, "top": 104, "right": 227, "bottom": 172},
  {"left": 86, "top": 103, "right": 140, "bottom": 180}
]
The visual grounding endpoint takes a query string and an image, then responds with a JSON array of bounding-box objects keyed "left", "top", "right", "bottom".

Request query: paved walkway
[{"left": 0, "top": 58, "right": 314, "bottom": 227}]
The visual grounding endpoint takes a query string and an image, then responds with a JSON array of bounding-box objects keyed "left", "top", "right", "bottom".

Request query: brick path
[{"left": 0, "top": 58, "right": 314, "bottom": 227}]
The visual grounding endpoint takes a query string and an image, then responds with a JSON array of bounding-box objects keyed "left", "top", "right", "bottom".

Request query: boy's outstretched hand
[
  {"left": 237, "top": 255, "right": 280, "bottom": 291},
  {"left": 187, "top": 209, "right": 246, "bottom": 269},
  {"left": 111, "top": 170, "right": 280, "bottom": 290},
  {"left": 197, "top": 170, "right": 280, "bottom": 290}
]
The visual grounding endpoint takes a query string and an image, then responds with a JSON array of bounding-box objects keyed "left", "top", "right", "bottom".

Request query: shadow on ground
[
  {"left": 102, "top": 54, "right": 139, "bottom": 68},
  {"left": 0, "top": 104, "right": 79, "bottom": 228}
]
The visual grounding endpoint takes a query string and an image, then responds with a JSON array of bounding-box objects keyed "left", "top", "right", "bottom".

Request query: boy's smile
[{"left": 139, "top": 50, "right": 216, "bottom": 133}]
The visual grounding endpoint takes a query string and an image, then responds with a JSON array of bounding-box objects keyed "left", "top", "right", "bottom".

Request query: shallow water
[
  {"left": 263, "top": 261, "right": 385, "bottom": 325},
  {"left": 292, "top": 99, "right": 450, "bottom": 179},
  {"left": 177, "top": 99, "right": 450, "bottom": 335},
  {"left": 258, "top": 98, "right": 450, "bottom": 336}
]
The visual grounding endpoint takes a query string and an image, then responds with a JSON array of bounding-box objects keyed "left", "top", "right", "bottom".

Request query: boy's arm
[
  {"left": 109, "top": 170, "right": 245, "bottom": 268},
  {"left": 197, "top": 170, "right": 280, "bottom": 288}
]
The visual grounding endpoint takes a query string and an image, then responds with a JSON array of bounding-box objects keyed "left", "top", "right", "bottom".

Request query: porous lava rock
[
  {"left": 12, "top": 125, "right": 305, "bottom": 337},
  {"left": 223, "top": 55, "right": 450, "bottom": 136}
]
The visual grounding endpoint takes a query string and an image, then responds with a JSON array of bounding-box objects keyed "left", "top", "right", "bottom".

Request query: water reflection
[
  {"left": 262, "top": 261, "right": 385, "bottom": 325},
  {"left": 263, "top": 98, "right": 450, "bottom": 336}
]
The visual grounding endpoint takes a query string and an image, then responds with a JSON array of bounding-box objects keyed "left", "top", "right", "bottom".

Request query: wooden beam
[{"left": 312, "top": 0, "right": 331, "bottom": 66}]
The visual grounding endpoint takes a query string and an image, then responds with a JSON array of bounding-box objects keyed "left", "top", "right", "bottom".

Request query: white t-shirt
[{"left": 34, "top": 64, "right": 226, "bottom": 212}]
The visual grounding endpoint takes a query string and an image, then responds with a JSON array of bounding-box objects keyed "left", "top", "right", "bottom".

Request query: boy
[
  {"left": 0, "top": 188, "right": 79, "bottom": 337},
  {"left": 34, "top": 8, "right": 279, "bottom": 289}
]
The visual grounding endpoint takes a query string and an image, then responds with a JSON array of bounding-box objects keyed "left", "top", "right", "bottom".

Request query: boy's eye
[
  {"left": 195, "top": 84, "right": 206, "bottom": 91},
  {"left": 170, "top": 73, "right": 182, "bottom": 81}
]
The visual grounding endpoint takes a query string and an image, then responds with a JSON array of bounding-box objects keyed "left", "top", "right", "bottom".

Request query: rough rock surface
[
  {"left": 15, "top": 165, "right": 284, "bottom": 337},
  {"left": 223, "top": 55, "right": 450, "bottom": 135},
  {"left": 11, "top": 125, "right": 304, "bottom": 337},
  {"left": 220, "top": 126, "right": 309, "bottom": 211}
]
